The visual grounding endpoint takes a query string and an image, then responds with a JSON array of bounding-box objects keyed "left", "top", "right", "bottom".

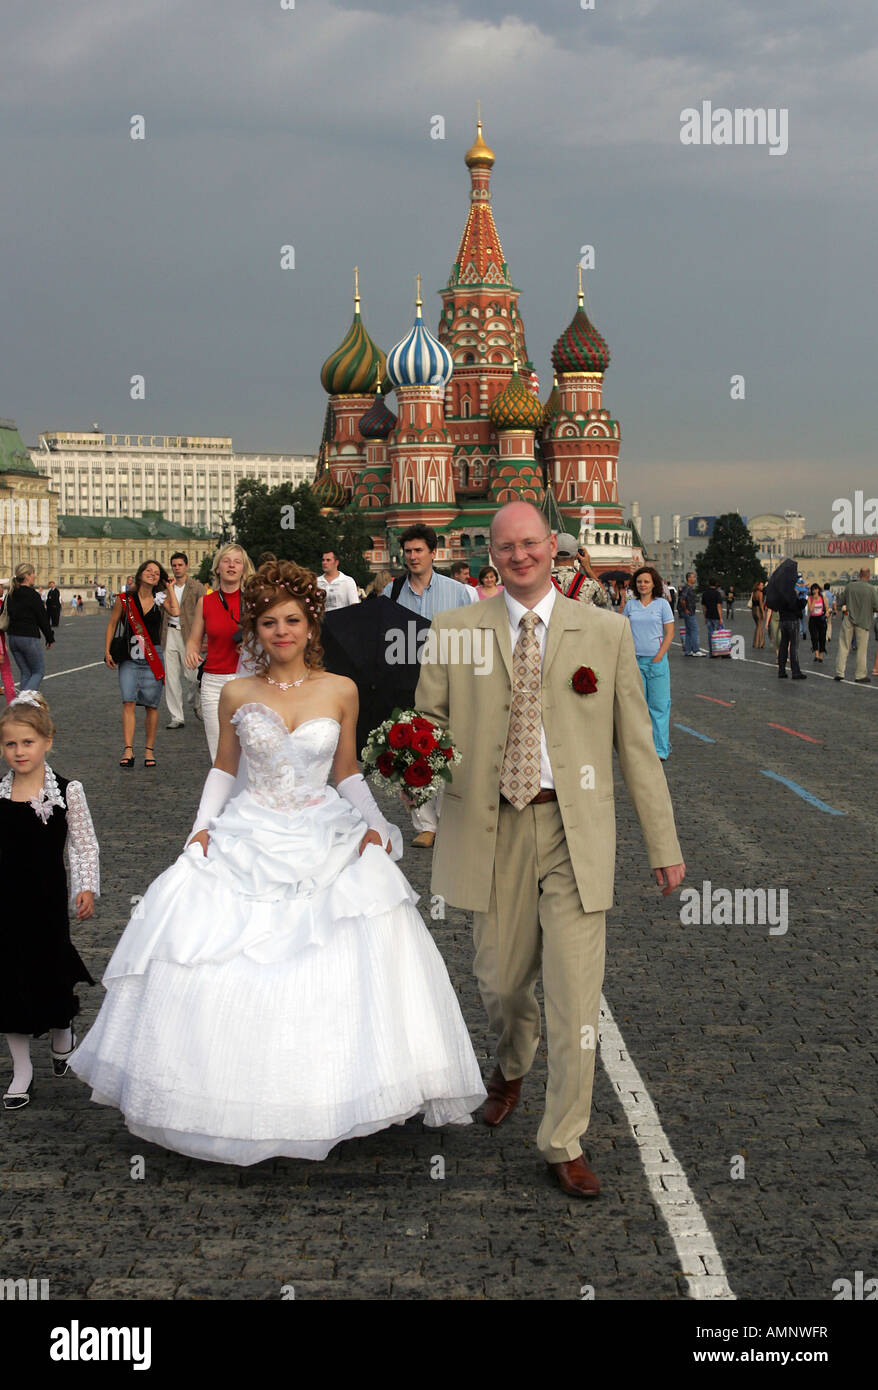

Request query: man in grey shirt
[
  {"left": 835, "top": 568, "right": 878, "bottom": 683},
  {"left": 383, "top": 524, "right": 471, "bottom": 846}
]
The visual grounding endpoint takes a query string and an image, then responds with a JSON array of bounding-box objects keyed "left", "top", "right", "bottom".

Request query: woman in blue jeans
[
  {"left": 623, "top": 566, "right": 675, "bottom": 760},
  {"left": 5, "top": 563, "right": 54, "bottom": 691}
]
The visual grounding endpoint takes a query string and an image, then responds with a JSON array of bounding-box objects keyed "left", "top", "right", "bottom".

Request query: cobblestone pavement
[{"left": 0, "top": 613, "right": 875, "bottom": 1300}]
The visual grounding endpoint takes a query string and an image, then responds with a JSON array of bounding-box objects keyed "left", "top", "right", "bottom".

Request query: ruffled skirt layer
[{"left": 71, "top": 788, "right": 485, "bottom": 1164}]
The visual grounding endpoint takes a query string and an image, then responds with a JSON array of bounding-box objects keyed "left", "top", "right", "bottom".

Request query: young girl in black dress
[{"left": 0, "top": 692, "right": 99, "bottom": 1110}]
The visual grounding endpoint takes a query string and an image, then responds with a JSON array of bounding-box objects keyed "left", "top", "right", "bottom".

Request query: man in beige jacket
[{"left": 415, "top": 501, "right": 685, "bottom": 1198}]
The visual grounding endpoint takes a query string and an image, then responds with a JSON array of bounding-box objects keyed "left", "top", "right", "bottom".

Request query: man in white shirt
[
  {"left": 161, "top": 552, "right": 206, "bottom": 728},
  {"left": 318, "top": 551, "right": 360, "bottom": 610}
]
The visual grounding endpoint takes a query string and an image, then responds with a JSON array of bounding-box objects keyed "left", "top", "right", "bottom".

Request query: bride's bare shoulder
[
  {"left": 220, "top": 675, "right": 265, "bottom": 713},
  {"left": 314, "top": 670, "right": 358, "bottom": 701}
]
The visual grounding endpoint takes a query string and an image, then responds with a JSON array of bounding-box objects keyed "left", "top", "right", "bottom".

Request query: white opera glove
[
  {"left": 337, "top": 773, "right": 403, "bottom": 861},
  {"left": 186, "top": 768, "right": 236, "bottom": 848}
]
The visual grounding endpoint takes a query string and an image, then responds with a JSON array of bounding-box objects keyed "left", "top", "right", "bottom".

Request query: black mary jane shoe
[
  {"left": 3, "top": 1079, "right": 33, "bottom": 1111},
  {"left": 51, "top": 1031, "right": 77, "bottom": 1077}
]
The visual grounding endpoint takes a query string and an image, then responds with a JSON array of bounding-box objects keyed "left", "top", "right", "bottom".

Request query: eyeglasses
[{"left": 493, "top": 538, "right": 551, "bottom": 558}]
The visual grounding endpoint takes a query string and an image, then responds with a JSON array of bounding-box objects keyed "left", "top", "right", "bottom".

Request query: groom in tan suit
[{"left": 415, "top": 501, "right": 685, "bottom": 1198}]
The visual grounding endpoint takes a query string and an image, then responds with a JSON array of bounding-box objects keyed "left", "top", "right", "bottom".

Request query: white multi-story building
[{"left": 31, "top": 430, "right": 317, "bottom": 532}]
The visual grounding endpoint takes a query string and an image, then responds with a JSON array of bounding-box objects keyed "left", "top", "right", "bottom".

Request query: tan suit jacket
[
  {"left": 160, "top": 578, "right": 205, "bottom": 645},
  {"left": 414, "top": 592, "right": 682, "bottom": 915}
]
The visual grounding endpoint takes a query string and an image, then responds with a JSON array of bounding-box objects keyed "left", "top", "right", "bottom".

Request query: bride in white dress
[{"left": 71, "top": 561, "right": 485, "bottom": 1164}]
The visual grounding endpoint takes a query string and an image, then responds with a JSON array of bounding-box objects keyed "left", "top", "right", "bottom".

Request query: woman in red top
[{"left": 185, "top": 544, "right": 254, "bottom": 760}]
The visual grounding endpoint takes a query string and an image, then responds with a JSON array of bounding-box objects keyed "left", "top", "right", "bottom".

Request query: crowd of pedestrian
[{"left": 2, "top": 534, "right": 875, "bottom": 794}]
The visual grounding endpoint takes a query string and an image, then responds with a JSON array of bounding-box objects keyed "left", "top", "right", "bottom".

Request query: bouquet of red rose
[{"left": 361, "top": 708, "right": 461, "bottom": 807}]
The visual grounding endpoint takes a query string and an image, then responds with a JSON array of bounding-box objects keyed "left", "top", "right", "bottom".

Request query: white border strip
[
  {"left": 599, "top": 994, "right": 736, "bottom": 1300},
  {"left": 676, "top": 640, "right": 877, "bottom": 688},
  {"left": 42, "top": 662, "right": 106, "bottom": 681}
]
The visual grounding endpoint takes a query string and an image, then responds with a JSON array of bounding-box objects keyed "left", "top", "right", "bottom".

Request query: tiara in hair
[{"left": 245, "top": 578, "right": 321, "bottom": 616}]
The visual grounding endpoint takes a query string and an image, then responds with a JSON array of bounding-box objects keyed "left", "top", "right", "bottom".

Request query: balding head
[
  {"left": 491, "top": 500, "right": 556, "bottom": 606},
  {"left": 489, "top": 500, "right": 550, "bottom": 545}
]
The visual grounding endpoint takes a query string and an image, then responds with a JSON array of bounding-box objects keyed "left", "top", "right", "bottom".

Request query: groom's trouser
[{"left": 473, "top": 798, "right": 605, "bottom": 1164}]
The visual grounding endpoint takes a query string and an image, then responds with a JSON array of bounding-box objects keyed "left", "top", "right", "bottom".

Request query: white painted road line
[
  {"left": 674, "top": 640, "right": 877, "bottom": 687},
  {"left": 599, "top": 995, "right": 736, "bottom": 1300},
  {"left": 42, "top": 662, "right": 106, "bottom": 681}
]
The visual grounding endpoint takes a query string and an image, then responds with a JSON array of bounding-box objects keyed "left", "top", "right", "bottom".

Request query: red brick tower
[
  {"left": 437, "top": 112, "right": 538, "bottom": 501},
  {"left": 542, "top": 267, "right": 623, "bottom": 538}
]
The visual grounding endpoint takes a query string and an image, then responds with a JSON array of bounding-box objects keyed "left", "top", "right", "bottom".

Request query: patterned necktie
[{"left": 499, "top": 611, "right": 542, "bottom": 810}]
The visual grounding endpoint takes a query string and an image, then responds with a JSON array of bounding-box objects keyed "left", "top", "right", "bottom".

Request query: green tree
[
  {"left": 229, "top": 480, "right": 375, "bottom": 585},
  {"left": 333, "top": 507, "right": 377, "bottom": 588},
  {"left": 695, "top": 513, "right": 765, "bottom": 592}
]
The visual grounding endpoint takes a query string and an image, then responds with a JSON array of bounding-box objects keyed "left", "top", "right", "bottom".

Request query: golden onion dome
[
  {"left": 490, "top": 364, "right": 543, "bottom": 433},
  {"left": 465, "top": 117, "right": 495, "bottom": 169},
  {"left": 311, "top": 470, "right": 346, "bottom": 510},
  {"left": 542, "top": 376, "right": 562, "bottom": 427}
]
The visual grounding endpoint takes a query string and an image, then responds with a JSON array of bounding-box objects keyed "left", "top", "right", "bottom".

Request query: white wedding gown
[{"left": 71, "top": 704, "right": 486, "bottom": 1164}]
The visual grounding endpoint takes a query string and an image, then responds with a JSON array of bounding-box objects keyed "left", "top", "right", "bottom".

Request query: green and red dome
[{"left": 551, "top": 306, "right": 610, "bottom": 376}]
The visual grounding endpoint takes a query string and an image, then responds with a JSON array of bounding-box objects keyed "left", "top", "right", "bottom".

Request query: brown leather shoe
[
  {"left": 411, "top": 831, "right": 435, "bottom": 848},
  {"left": 549, "top": 1157, "right": 601, "bottom": 1198},
  {"left": 482, "top": 1065, "right": 522, "bottom": 1127}
]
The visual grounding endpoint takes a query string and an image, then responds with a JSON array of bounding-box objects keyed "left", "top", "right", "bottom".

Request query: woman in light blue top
[{"left": 623, "top": 566, "right": 675, "bottom": 760}]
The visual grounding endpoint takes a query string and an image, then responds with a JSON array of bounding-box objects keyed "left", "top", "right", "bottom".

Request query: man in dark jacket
[
  {"left": 765, "top": 559, "right": 807, "bottom": 681},
  {"left": 45, "top": 581, "right": 62, "bottom": 628}
]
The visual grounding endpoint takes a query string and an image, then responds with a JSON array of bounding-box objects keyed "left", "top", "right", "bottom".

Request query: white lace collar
[{"left": 0, "top": 762, "right": 66, "bottom": 823}]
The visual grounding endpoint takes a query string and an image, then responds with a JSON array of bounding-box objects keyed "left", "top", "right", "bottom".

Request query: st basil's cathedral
[{"left": 312, "top": 117, "right": 641, "bottom": 575}]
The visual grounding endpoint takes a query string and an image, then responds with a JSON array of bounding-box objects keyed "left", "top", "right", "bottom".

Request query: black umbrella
[{"left": 322, "top": 596, "right": 432, "bottom": 755}]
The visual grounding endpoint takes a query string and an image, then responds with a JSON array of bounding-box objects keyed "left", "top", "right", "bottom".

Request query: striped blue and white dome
[{"left": 386, "top": 297, "right": 454, "bottom": 390}]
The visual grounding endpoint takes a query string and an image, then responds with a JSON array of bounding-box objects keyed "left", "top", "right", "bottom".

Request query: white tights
[
  {"left": 5, "top": 1034, "right": 32, "bottom": 1094},
  {"left": 4, "top": 1027, "right": 73, "bottom": 1093}
]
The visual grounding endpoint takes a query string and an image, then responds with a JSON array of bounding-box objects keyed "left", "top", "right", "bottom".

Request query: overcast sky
[{"left": 2, "top": 0, "right": 875, "bottom": 533}]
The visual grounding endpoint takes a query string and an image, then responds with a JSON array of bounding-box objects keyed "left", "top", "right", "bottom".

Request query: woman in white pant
[{"left": 185, "top": 544, "right": 254, "bottom": 761}]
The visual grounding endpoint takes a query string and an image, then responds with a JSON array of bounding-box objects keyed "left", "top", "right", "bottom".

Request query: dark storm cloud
[{"left": 1, "top": 0, "right": 875, "bottom": 527}]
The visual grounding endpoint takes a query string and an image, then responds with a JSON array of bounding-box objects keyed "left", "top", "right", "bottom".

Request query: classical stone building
[
  {"left": 2, "top": 419, "right": 213, "bottom": 593},
  {"left": 1, "top": 418, "right": 58, "bottom": 582},
  {"left": 32, "top": 430, "right": 316, "bottom": 532},
  {"left": 53, "top": 514, "right": 214, "bottom": 594}
]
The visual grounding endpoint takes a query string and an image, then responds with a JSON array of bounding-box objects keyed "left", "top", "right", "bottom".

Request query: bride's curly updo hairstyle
[{"left": 241, "top": 560, "right": 326, "bottom": 672}]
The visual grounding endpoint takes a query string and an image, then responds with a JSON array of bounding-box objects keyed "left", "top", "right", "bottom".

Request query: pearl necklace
[{"left": 262, "top": 671, "right": 309, "bottom": 691}]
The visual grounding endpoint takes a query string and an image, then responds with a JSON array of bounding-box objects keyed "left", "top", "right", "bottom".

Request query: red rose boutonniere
[{"left": 570, "top": 665, "right": 599, "bottom": 695}]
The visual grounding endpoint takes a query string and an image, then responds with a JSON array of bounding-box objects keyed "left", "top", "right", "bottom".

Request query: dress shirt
[
  {"left": 504, "top": 585, "right": 557, "bottom": 791},
  {"left": 382, "top": 570, "right": 473, "bottom": 619},
  {"left": 318, "top": 572, "right": 360, "bottom": 610},
  {"left": 169, "top": 582, "right": 185, "bottom": 628}
]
